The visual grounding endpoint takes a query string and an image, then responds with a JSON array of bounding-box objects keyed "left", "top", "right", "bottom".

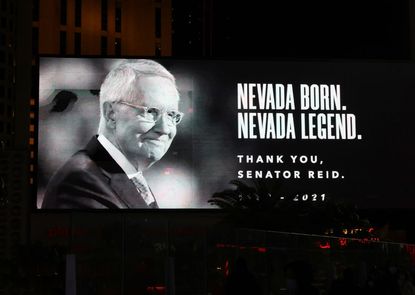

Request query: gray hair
[{"left": 98, "top": 59, "right": 178, "bottom": 131}]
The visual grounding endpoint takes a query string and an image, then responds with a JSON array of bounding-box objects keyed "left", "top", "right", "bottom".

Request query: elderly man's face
[{"left": 113, "top": 76, "right": 179, "bottom": 170}]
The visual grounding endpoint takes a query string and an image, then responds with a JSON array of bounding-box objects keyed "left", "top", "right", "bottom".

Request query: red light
[
  {"left": 405, "top": 245, "right": 415, "bottom": 264},
  {"left": 319, "top": 242, "right": 331, "bottom": 249},
  {"left": 257, "top": 247, "right": 267, "bottom": 253},
  {"left": 146, "top": 286, "right": 166, "bottom": 294},
  {"left": 339, "top": 238, "right": 347, "bottom": 247}
]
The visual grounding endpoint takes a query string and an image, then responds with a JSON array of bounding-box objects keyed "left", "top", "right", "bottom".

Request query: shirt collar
[{"left": 97, "top": 134, "right": 141, "bottom": 179}]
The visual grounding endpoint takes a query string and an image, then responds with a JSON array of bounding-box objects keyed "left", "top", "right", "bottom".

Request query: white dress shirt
[{"left": 97, "top": 134, "right": 155, "bottom": 205}]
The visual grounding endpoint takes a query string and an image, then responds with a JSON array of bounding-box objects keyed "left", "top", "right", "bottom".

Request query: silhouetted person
[
  {"left": 224, "top": 257, "right": 262, "bottom": 295},
  {"left": 50, "top": 90, "right": 78, "bottom": 113}
]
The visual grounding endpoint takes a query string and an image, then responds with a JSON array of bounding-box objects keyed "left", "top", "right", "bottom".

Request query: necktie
[{"left": 130, "top": 173, "right": 155, "bottom": 206}]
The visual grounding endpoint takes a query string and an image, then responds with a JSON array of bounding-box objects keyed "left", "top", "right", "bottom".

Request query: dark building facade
[
  {"left": 172, "top": 0, "right": 411, "bottom": 59},
  {"left": 33, "top": 0, "right": 173, "bottom": 57},
  {"left": 0, "top": 0, "right": 31, "bottom": 270}
]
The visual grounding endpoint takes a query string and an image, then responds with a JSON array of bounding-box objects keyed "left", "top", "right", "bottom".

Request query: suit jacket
[{"left": 41, "top": 136, "right": 158, "bottom": 209}]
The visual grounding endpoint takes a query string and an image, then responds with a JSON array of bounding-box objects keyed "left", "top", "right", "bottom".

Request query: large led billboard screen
[{"left": 37, "top": 58, "right": 415, "bottom": 209}]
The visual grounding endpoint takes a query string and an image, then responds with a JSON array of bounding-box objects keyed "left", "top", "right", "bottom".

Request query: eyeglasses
[{"left": 117, "top": 101, "right": 184, "bottom": 125}]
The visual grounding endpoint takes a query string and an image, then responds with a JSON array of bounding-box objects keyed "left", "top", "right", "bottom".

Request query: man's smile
[{"left": 144, "top": 138, "right": 166, "bottom": 146}]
